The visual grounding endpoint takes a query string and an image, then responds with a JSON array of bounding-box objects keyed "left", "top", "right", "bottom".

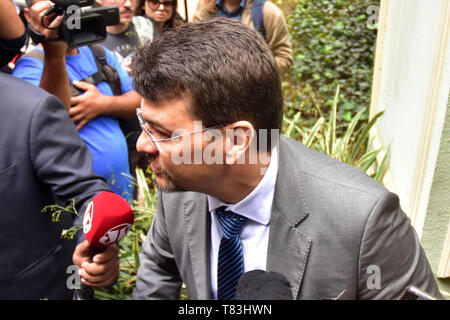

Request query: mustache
[{"left": 146, "top": 153, "right": 158, "bottom": 163}]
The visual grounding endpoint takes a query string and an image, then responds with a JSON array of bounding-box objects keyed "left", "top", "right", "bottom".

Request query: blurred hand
[
  {"left": 73, "top": 240, "right": 120, "bottom": 288},
  {"left": 28, "top": 1, "right": 63, "bottom": 39},
  {"left": 122, "top": 60, "right": 132, "bottom": 74},
  {"left": 70, "top": 80, "right": 112, "bottom": 130},
  {"left": 27, "top": 1, "right": 67, "bottom": 53}
]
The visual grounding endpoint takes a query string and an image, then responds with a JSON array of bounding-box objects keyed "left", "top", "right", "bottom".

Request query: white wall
[{"left": 370, "top": 0, "right": 449, "bottom": 237}]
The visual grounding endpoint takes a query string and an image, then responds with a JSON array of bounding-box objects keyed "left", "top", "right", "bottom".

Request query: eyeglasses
[
  {"left": 146, "top": 0, "right": 175, "bottom": 8},
  {"left": 136, "top": 108, "right": 225, "bottom": 152}
]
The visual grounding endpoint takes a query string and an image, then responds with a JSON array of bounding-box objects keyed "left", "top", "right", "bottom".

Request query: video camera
[{"left": 28, "top": 0, "right": 119, "bottom": 47}]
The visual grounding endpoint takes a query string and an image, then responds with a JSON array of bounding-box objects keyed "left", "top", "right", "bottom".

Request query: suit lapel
[
  {"left": 181, "top": 138, "right": 312, "bottom": 300},
  {"left": 183, "top": 194, "right": 212, "bottom": 299},
  {"left": 266, "top": 138, "right": 312, "bottom": 299}
]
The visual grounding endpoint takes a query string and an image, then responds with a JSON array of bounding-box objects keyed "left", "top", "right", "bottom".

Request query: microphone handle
[{"left": 74, "top": 247, "right": 106, "bottom": 300}]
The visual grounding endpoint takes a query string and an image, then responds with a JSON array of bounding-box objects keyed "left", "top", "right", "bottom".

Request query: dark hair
[
  {"left": 132, "top": 18, "right": 283, "bottom": 136},
  {"left": 134, "top": 0, "right": 184, "bottom": 30}
]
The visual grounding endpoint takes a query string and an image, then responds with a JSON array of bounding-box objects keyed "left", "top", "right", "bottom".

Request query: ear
[{"left": 223, "top": 121, "right": 255, "bottom": 165}]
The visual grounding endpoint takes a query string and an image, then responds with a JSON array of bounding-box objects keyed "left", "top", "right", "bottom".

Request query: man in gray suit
[{"left": 131, "top": 19, "right": 443, "bottom": 300}]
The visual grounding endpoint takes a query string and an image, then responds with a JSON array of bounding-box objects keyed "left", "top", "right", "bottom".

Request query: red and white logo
[
  {"left": 99, "top": 223, "right": 132, "bottom": 246},
  {"left": 83, "top": 201, "right": 94, "bottom": 234}
]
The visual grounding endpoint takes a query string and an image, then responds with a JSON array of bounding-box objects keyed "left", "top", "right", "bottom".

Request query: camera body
[
  {"left": 60, "top": 3, "right": 119, "bottom": 47},
  {"left": 28, "top": 0, "right": 119, "bottom": 47}
]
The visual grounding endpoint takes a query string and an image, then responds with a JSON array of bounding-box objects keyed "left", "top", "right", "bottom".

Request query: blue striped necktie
[{"left": 216, "top": 206, "right": 248, "bottom": 300}]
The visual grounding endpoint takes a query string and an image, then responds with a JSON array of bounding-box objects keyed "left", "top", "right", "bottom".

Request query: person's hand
[
  {"left": 28, "top": 1, "right": 63, "bottom": 39},
  {"left": 73, "top": 240, "right": 120, "bottom": 288},
  {"left": 70, "top": 80, "right": 112, "bottom": 130},
  {"left": 122, "top": 60, "right": 132, "bottom": 74},
  {"left": 27, "top": 1, "right": 67, "bottom": 52}
]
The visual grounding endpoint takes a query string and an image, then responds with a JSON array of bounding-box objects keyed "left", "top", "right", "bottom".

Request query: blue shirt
[
  {"left": 215, "top": 0, "right": 246, "bottom": 21},
  {"left": 13, "top": 46, "right": 134, "bottom": 201}
]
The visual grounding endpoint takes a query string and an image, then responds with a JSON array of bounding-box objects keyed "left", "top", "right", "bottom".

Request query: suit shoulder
[
  {"left": 159, "top": 190, "right": 207, "bottom": 207},
  {"left": 280, "top": 136, "right": 387, "bottom": 198},
  {"left": 1, "top": 72, "right": 45, "bottom": 94},
  {"left": 0, "top": 73, "right": 56, "bottom": 110}
]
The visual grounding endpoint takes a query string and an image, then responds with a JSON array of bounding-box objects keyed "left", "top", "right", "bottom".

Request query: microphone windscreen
[
  {"left": 83, "top": 191, "right": 134, "bottom": 248},
  {"left": 235, "top": 270, "right": 293, "bottom": 300}
]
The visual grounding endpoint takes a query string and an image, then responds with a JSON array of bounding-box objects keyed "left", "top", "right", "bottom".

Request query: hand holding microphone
[{"left": 72, "top": 191, "right": 134, "bottom": 299}]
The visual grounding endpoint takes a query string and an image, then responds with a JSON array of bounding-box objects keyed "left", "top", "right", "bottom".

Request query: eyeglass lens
[
  {"left": 147, "top": 0, "right": 175, "bottom": 8},
  {"left": 137, "top": 109, "right": 160, "bottom": 150}
]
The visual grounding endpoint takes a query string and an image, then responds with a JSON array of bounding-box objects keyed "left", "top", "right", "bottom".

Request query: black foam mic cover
[{"left": 235, "top": 270, "right": 293, "bottom": 300}]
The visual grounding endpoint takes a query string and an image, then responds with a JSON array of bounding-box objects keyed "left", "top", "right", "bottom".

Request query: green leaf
[
  {"left": 342, "top": 102, "right": 356, "bottom": 111},
  {"left": 342, "top": 111, "right": 353, "bottom": 122},
  {"left": 341, "top": 108, "right": 365, "bottom": 164},
  {"left": 327, "top": 85, "right": 339, "bottom": 156},
  {"left": 374, "top": 145, "right": 391, "bottom": 183},
  {"left": 284, "top": 112, "right": 301, "bottom": 138},
  {"left": 350, "top": 110, "right": 385, "bottom": 161},
  {"left": 304, "top": 117, "right": 325, "bottom": 147}
]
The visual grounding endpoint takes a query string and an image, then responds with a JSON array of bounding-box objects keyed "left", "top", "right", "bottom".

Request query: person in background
[
  {"left": 193, "top": 0, "right": 292, "bottom": 73},
  {"left": 13, "top": 0, "right": 142, "bottom": 201},
  {"left": 134, "top": 0, "right": 184, "bottom": 34},
  {"left": 98, "top": 0, "right": 155, "bottom": 72},
  {"left": 98, "top": 0, "right": 156, "bottom": 197}
]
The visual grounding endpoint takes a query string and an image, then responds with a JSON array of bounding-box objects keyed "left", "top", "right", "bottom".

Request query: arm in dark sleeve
[
  {"left": 0, "top": 0, "right": 26, "bottom": 66},
  {"left": 133, "top": 191, "right": 182, "bottom": 299},
  {"left": 29, "top": 93, "right": 110, "bottom": 230},
  {"left": 357, "top": 191, "right": 444, "bottom": 299}
]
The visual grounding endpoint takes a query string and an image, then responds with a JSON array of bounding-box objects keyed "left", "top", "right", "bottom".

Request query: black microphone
[{"left": 235, "top": 270, "right": 293, "bottom": 300}]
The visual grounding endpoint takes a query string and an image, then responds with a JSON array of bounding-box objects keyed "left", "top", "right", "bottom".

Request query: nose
[{"left": 136, "top": 131, "right": 159, "bottom": 155}]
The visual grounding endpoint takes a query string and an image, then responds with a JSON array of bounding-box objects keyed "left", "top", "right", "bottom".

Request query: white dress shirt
[{"left": 207, "top": 146, "right": 279, "bottom": 299}]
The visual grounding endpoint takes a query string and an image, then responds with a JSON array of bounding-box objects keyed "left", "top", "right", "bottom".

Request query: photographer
[
  {"left": 13, "top": 0, "right": 142, "bottom": 201},
  {"left": 98, "top": 0, "right": 155, "bottom": 197}
]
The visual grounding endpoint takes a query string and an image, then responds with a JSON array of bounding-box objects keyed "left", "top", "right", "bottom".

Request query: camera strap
[
  {"left": 89, "top": 44, "right": 122, "bottom": 96},
  {"left": 23, "top": 44, "right": 122, "bottom": 97},
  {"left": 27, "top": 24, "right": 62, "bottom": 45}
]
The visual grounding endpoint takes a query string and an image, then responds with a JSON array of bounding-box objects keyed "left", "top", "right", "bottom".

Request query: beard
[
  {"left": 147, "top": 154, "right": 184, "bottom": 193},
  {"left": 154, "top": 169, "right": 184, "bottom": 193}
]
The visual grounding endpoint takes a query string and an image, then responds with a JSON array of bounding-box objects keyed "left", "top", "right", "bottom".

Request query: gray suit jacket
[
  {"left": 133, "top": 136, "right": 443, "bottom": 300},
  {"left": 0, "top": 73, "right": 109, "bottom": 299}
]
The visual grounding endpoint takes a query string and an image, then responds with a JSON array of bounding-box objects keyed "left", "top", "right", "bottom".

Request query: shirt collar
[{"left": 208, "top": 145, "right": 278, "bottom": 225}]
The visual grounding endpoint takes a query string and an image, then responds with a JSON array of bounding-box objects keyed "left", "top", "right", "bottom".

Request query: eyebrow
[{"left": 142, "top": 117, "right": 172, "bottom": 135}]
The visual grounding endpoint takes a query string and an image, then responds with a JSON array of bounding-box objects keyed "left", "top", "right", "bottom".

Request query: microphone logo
[
  {"left": 99, "top": 223, "right": 132, "bottom": 246},
  {"left": 83, "top": 201, "right": 94, "bottom": 234}
]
